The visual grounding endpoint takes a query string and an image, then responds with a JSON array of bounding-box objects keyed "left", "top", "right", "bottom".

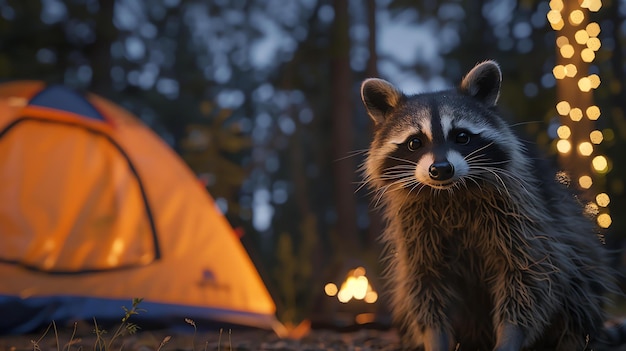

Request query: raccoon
[{"left": 360, "top": 60, "right": 621, "bottom": 351}]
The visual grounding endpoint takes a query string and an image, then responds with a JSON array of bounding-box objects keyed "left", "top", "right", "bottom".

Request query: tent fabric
[{"left": 0, "top": 81, "right": 280, "bottom": 334}]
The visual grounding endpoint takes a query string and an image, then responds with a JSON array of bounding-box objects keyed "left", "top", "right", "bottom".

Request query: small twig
[
  {"left": 218, "top": 328, "right": 223, "bottom": 351},
  {"left": 185, "top": 318, "right": 197, "bottom": 351},
  {"left": 156, "top": 336, "right": 171, "bottom": 351},
  {"left": 93, "top": 318, "right": 106, "bottom": 351},
  {"left": 31, "top": 322, "right": 53, "bottom": 351},
  {"left": 53, "top": 321, "right": 60, "bottom": 351},
  {"left": 64, "top": 322, "right": 78, "bottom": 351}
]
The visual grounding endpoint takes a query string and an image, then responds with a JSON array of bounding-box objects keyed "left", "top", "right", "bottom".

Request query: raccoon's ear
[
  {"left": 460, "top": 60, "right": 502, "bottom": 107},
  {"left": 361, "top": 78, "right": 403, "bottom": 124}
]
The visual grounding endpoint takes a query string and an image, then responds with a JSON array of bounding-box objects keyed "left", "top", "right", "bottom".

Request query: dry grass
[{"left": 0, "top": 298, "right": 239, "bottom": 351}]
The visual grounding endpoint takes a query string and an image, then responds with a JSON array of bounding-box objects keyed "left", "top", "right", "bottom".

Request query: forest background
[{"left": 1, "top": 0, "right": 624, "bottom": 325}]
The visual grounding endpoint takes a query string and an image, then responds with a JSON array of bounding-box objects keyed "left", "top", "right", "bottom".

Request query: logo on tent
[{"left": 198, "top": 269, "right": 231, "bottom": 292}]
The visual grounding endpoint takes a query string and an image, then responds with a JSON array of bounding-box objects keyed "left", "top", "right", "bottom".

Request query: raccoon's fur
[{"left": 360, "top": 61, "right": 621, "bottom": 351}]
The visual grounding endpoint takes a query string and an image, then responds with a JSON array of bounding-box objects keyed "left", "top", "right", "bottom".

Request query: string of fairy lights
[{"left": 547, "top": 0, "right": 612, "bottom": 229}]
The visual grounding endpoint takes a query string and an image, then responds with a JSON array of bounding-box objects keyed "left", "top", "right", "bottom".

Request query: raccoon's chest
[{"left": 399, "top": 192, "right": 503, "bottom": 237}]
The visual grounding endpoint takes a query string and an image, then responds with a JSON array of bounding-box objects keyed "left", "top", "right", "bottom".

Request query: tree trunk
[
  {"left": 364, "top": 0, "right": 383, "bottom": 249},
  {"left": 330, "top": 0, "right": 359, "bottom": 253},
  {"left": 87, "top": 0, "right": 116, "bottom": 95}
]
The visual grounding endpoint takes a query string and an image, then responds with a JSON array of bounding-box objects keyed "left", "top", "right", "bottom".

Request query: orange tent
[{"left": 0, "top": 81, "right": 281, "bottom": 334}]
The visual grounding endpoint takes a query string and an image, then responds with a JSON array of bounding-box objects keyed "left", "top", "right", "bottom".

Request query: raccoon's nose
[{"left": 429, "top": 161, "right": 454, "bottom": 181}]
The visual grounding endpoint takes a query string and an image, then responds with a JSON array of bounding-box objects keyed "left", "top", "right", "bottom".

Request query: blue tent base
[{"left": 0, "top": 295, "right": 280, "bottom": 335}]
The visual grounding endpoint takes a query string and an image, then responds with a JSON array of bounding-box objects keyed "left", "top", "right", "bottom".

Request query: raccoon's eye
[
  {"left": 455, "top": 131, "right": 471, "bottom": 145},
  {"left": 407, "top": 137, "right": 422, "bottom": 151}
]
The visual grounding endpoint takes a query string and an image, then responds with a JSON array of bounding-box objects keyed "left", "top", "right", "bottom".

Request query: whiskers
[
  {"left": 335, "top": 148, "right": 369, "bottom": 162},
  {"left": 463, "top": 143, "right": 530, "bottom": 198},
  {"left": 357, "top": 141, "right": 533, "bottom": 212},
  {"left": 357, "top": 154, "right": 428, "bottom": 209}
]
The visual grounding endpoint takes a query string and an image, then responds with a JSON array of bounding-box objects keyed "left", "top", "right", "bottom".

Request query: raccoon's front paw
[
  {"left": 423, "top": 327, "right": 454, "bottom": 351},
  {"left": 493, "top": 322, "right": 525, "bottom": 351}
]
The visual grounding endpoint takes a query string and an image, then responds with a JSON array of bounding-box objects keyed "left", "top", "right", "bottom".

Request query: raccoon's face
[{"left": 362, "top": 61, "right": 522, "bottom": 192}]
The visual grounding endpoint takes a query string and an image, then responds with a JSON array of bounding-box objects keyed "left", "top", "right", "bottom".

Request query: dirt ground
[
  {"left": 0, "top": 327, "right": 402, "bottom": 351},
  {"left": 6, "top": 328, "right": 626, "bottom": 351},
  {"left": 4, "top": 323, "right": 626, "bottom": 351}
]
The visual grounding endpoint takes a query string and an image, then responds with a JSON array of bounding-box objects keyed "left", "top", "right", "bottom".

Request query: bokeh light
[
  {"left": 581, "top": 48, "right": 595, "bottom": 62},
  {"left": 557, "top": 125, "right": 571, "bottom": 139},
  {"left": 592, "top": 155, "right": 609, "bottom": 173},
  {"left": 329, "top": 267, "right": 378, "bottom": 304},
  {"left": 578, "top": 77, "right": 592, "bottom": 92},
  {"left": 586, "top": 105, "right": 601, "bottom": 120},
  {"left": 574, "top": 30, "right": 589, "bottom": 44},
  {"left": 556, "top": 101, "right": 571, "bottom": 115},
  {"left": 324, "top": 283, "right": 338, "bottom": 296},
  {"left": 560, "top": 44, "right": 575, "bottom": 58},
  {"left": 568, "top": 10, "right": 584, "bottom": 25},
  {"left": 578, "top": 175, "right": 593, "bottom": 189},
  {"left": 589, "top": 130, "right": 603, "bottom": 144},
  {"left": 550, "top": 0, "right": 608, "bottom": 227},
  {"left": 578, "top": 142, "right": 593, "bottom": 156},
  {"left": 569, "top": 108, "right": 583, "bottom": 121},
  {"left": 586, "top": 22, "right": 600, "bottom": 36},
  {"left": 597, "top": 213, "right": 612, "bottom": 228},
  {"left": 556, "top": 139, "right": 572, "bottom": 154},
  {"left": 596, "top": 193, "right": 610, "bottom": 207}
]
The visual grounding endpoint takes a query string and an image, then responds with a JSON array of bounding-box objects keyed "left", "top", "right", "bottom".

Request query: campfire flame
[{"left": 324, "top": 266, "right": 378, "bottom": 304}]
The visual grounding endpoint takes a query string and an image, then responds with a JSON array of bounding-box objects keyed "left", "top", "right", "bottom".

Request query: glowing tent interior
[{"left": 0, "top": 81, "right": 281, "bottom": 334}]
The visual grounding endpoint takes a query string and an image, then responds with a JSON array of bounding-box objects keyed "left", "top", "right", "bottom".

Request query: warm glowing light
[
  {"left": 334, "top": 268, "right": 378, "bottom": 304},
  {"left": 592, "top": 155, "right": 609, "bottom": 173},
  {"left": 587, "top": 37, "right": 601, "bottom": 51},
  {"left": 353, "top": 266, "right": 366, "bottom": 277},
  {"left": 597, "top": 213, "right": 612, "bottom": 228},
  {"left": 325, "top": 283, "right": 338, "bottom": 296},
  {"left": 578, "top": 175, "right": 593, "bottom": 189},
  {"left": 560, "top": 44, "right": 575, "bottom": 58},
  {"left": 575, "top": 30, "right": 589, "bottom": 45},
  {"left": 553, "top": 65, "right": 566, "bottom": 79},
  {"left": 554, "top": 64, "right": 578, "bottom": 79},
  {"left": 588, "top": 74, "right": 601, "bottom": 88},
  {"left": 596, "top": 193, "right": 610, "bottom": 207},
  {"left": 556, "top": 139, "right": 572, "bottom": 154},
  {"left": 587, "top": 0, "right": 602, "bottom": 12},
  {"left": 355, "top": 313, "right": 376, "bottom": 324},
  {"left": 569, "top": 108, "right": 583, "bottom": 121},
  {"left": 586, "top": 22, "right": 601, "bottom": 37},
  {"left": 589, "top": 130, "right": 603, "bottom": 144},
  {"left": 578, "top": 77, "right": 592, "bottom": 92},
  {"left": 557, "top": 125, "right": 571, "bottom": 139},
  {"left": 547, "top": 10, "right": 562, "bottom": 24},
  {"left": 565, "top": 64, "right": 577, "bottom": 77},
  {"left": 556, "top": 36, "right": 569, "bottom": 47},
  {"left": 569, "top": 10, "right": 585, "bottom": 25},
  {"left": 364, "top": 291, "right": 378, "bottom": 303},
  {"left": 586, "top": 105, "right": 601, "bottom": 120},
  {"left": 581, "top": 48, "right": 595, "bottom": 62},
  {"left": 337, "top": 288, "right": 351, "bottom": 303},
  {"left": 578, "top": 142, "right": 593, "bottom": 156},
  {"left": 549, "top": 0, "right": 564, "bottom": 11},
  {"left": 551, "top": 19, "right": 565, "bottom": 30},
  {"left": 556, "top": 101, "right": 571, "bottom": 115},
  {"left": 355, "top": 276, "right": 369, "bottom": 299}
]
